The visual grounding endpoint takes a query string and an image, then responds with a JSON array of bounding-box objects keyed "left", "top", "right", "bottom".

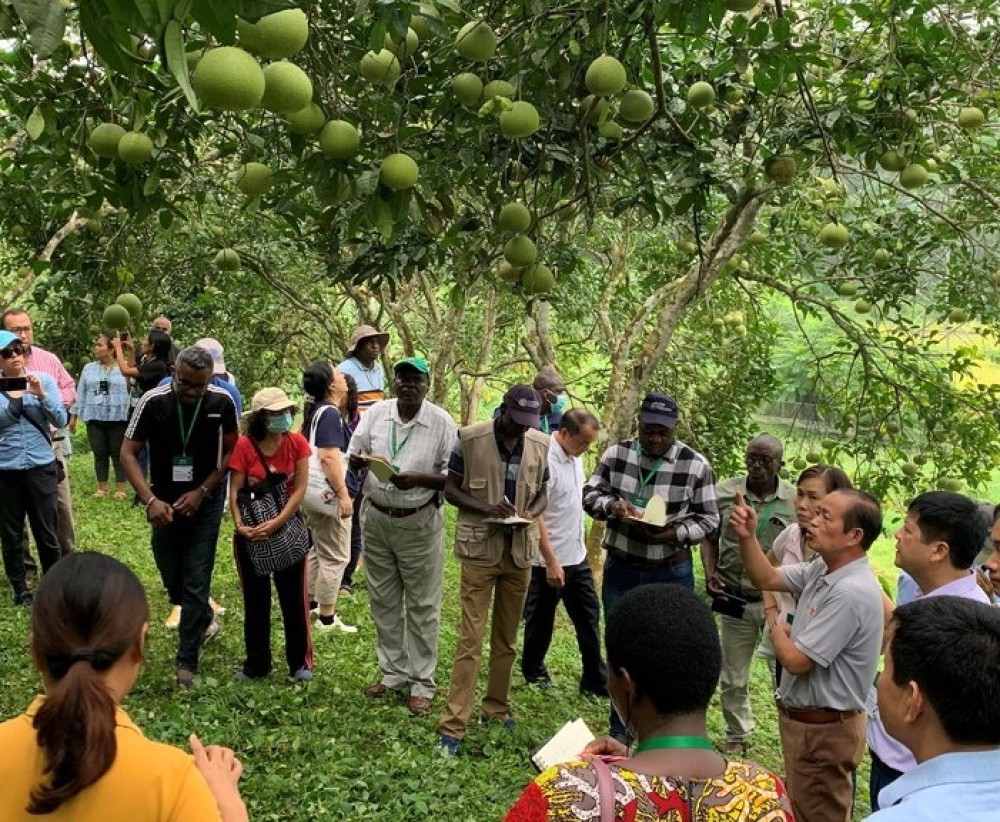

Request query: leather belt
[
  {"left": 369, "top": 497, "right": 435, "bottom": 519},
  {"left": 722, "top": 586, "right": 762, "bottom": 603},
  {"left": 776, "top": 701, "right": 861, "bottom": 724},
  {"left": 609, "top": 546, "right": 690, "bottom": 570}
]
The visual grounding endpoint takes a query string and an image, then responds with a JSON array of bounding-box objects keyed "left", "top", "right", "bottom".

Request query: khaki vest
[{"left": 454, "top": 420, "right": 548, "bottom": 568}]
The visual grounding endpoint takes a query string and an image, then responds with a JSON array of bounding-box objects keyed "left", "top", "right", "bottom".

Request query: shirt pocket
[
  {"left": 467, "top": 477, "right": 489, "bottom": 501},
  {"left": 454, "top": 522, "right": 490, "bottom": 561}
]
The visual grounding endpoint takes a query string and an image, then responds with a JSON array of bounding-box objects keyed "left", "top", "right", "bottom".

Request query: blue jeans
[
  {"left": 602, "top": 550, "right": 694, "bottom": 738},
  {"left": 151, "top": 490, "right": 224, "bottom": 672}
]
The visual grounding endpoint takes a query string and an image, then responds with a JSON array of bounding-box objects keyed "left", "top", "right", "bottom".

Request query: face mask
[
  {"left": 551, "top": 393, "right": 567, "bottom": 413},
  {"left": 267, "top": 412, "right": 293, "bottom": 433}
]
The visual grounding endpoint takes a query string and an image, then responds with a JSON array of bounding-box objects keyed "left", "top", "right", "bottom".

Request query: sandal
[
  {"left": 92, "top": 489, "right": 108, "bottom": 499},
  {"left": 113, "top": 490, "right": 127, "bottom": 500}
]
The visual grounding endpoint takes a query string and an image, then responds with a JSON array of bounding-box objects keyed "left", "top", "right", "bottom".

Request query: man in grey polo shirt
[
  {"left": 730, "top": 487, "right": 884, "bottom": 822},
  {"left": 346, "top": 357, "right": 457, "bottom": 717}
]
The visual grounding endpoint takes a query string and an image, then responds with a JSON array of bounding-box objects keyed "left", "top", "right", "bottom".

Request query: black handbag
[{"left": 235, "top": 439, "right": 310, "bottom": 576}]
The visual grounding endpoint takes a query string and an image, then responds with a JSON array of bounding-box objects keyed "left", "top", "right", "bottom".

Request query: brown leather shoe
[
  {"left": 407, "top": 695, "right": 431, "bottom": 716},
  {"left": 364, "top": 682, "right": 404, "bottom": 700}
]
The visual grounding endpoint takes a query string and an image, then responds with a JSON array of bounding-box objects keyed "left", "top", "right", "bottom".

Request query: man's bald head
[{"left": 152, "top": 316, "right": 172, "bottom": 334}]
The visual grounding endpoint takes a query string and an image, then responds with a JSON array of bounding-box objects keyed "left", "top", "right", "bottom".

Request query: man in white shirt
[
  {"left": 346, "top": 357, "right": 457, "bottom": 717},
  {"left": 521, "top": 408, "right": 607, "bottom": 696}
]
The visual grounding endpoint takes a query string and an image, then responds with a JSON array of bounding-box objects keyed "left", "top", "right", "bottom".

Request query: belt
[
  {"left": 609, "top": 546, "right": 690, "bottom": 570},
  {"left": 721, "top": 586, "right": 762, "bottom": 603},
  {"left": 369, "top": 497, "right": 435, "bottom": 519},
  {"left": 776, "top": 701, "right": 862, "bottom": 724}
]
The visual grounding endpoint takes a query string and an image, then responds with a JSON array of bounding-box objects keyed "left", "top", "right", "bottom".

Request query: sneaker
[
  {"left": 209, "top": 597, "right": 226, "bottom": 616},
  {"left": 202, "top": 617, "right": 222, "bottom": 646},
  {"left": 165, "top": 604, "right": 181, "bottom": 629},
  {"left": 526, "top": 675, "right": 553, "bottom": 689},
  {"left": 436, "top": 734, "right": 460, "bottom": 757},
  {"left": 176, "top": 668, "right": 196, "bottom": 692},
  {"left": 291, "top": 667, "right": 314, "bottom": 682},
  {"left": 314, "top": 614, "right": 358, "bottom": 634}
]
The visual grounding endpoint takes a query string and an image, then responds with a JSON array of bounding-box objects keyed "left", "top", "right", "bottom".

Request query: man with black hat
[
  {"left": 583, "top": 391, "right": 719, "bottom": 741},
  {"left": 347, "top": 357, "right": 457, "bottom": 717},
  {"left": 436, "top": 384, "right": 549, "bottom": 755}
]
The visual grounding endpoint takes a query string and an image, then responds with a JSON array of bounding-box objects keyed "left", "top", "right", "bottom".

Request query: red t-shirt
[{"left": 229, "top": 433, "right": 311, "bottom": 493}]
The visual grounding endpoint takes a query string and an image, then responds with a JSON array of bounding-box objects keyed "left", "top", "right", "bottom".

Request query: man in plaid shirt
[{"left": 583, "top": 392, "right": 719, "bottom": 740}]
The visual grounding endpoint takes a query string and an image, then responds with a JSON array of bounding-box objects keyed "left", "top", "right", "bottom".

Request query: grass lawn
[{"left": 0, "top": 450, "right": 919, "bottom": 820}]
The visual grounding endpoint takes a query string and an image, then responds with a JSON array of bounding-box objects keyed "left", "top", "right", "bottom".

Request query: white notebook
[{"left": 531, "top": 718, "right": 596, "bottom": 771}]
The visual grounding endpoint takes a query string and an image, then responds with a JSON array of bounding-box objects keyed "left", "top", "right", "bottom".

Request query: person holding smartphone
[
  {"left": 72, "top": 334, "right": 130, "bottom": 499},
  {"left": 0, "top": 330, "right": 67, "bottom": 606}
]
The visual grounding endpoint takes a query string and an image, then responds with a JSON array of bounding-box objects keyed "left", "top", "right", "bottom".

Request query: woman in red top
[{"left": 229, "top": 388, "right": 313, "bottom": 681}]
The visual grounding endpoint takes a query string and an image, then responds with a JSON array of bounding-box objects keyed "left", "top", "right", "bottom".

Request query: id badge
[
  {"left": 172, "top": 456, "right": 194, "bottom": 483},
  {"left": 629, "top": 492, "right": 649, "bottom": 510}
]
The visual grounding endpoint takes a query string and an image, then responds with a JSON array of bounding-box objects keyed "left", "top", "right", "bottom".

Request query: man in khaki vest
[{"left": 436, "top": 384, "right": 549, "bottom": 755}]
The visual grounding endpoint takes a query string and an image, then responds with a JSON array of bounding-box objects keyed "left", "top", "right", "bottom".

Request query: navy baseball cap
[
  {"left": 640, "top": 392, "right": 679, "bottom": 427},
  {"left": 503, "top": 384, "right": 542, "bottom": 428}
]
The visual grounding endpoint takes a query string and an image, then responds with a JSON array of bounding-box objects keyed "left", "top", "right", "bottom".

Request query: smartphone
[
  {"left": 0, "top": 376, "right": 29, "bottom": 391},
  {"left": 119, "top": 330, "right": 130, "bottom": 342}
]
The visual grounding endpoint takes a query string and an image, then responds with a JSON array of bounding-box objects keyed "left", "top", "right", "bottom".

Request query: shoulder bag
[
  {"left": 235, "top": 438, "right": 310, "bottom": 576},
  {"left": 591, "top": 757, "right": 617, "bottom": 822},
  {"left": 300, "top": 405, "right": 341, "bottom": 516}
]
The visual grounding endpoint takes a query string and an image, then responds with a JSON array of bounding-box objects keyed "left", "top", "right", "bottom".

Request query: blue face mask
[
  {"left": 267, "top": 411, "right": 293, "bottom": 433},
  {"left": 551, "top": 393, "right": 567, "bottom": 414}
]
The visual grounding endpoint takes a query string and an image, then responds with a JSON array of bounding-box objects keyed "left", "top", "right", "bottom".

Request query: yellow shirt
[{"left": 0, "top": 697, "right": 222, "bottom": 821}]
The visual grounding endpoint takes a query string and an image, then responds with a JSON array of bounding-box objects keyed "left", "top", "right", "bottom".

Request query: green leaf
[
  {"left": 772, "top": 18, "right": 791, "bottom": 42},
  {"left": 191, "top": 0, "right": 237, "bottom": 44},
  {"left": 12, "top": 0, "right": 66, "bottom": 58},
  {"left": 78, "top": 2, "right": 134, "bottom": 75},
  {"left": 25, "top": 106, "right": 45, "bottom": 140},
  {"left": 163, "top": 20, "right": 199, "bottom": 111}
]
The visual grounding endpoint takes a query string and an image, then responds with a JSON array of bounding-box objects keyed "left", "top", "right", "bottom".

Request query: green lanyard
[
  {"left": 389, "top": 420, "right": 411, "bottom": 460},
  {"left": 635, "top": 735, "right": 715, "bottom": 753},
  {"left": 540, "top": 416, "right": 550, "bottom": 434},
  {"left": 634, "top": 443, "right": 664, "bottom": 497},
  {"left": 755, "top": 498, "right": 778, "bottom": 537},
  {"left": 175, "top": 394, "right": 204, "bottom": 456}
]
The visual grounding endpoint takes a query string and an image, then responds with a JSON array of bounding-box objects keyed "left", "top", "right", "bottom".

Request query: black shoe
[
  {"left": 14, "top": 590, "right": 33, "bottom": 607},
  {"left": 580, "top": 683, "right": 609, "bottom": 698},
  {"left": 526, "top": 674, "right": 553, "bottom": 689}
]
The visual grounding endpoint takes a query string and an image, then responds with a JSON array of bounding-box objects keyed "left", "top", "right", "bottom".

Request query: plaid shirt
[{"left": 583, "top": 438, "right": 719, "bottom": 561}]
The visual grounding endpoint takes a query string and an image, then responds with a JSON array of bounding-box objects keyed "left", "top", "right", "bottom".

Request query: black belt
[
  {"left": 608, "top": 546, "right": 690, "bottom": 570},
  {"left": 721, "top": 586, "right": 762, "bottom": 603},
  {"left": 369, "top": 497, "right": 435, "bottom": 519},
  {"left": 776, "top": 701, "right": 862, "bottom": 724}
]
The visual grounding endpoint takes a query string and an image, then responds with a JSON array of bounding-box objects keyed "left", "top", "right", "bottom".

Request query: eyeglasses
[
  {"left": 0, "top": 345, "right": 25, "bottom": 359},
  {"left": 5, "top": 326, "right": 30, "bottom": 335},
  {"left": 745, "top": 454, "right": 777, "bottom": 466}
]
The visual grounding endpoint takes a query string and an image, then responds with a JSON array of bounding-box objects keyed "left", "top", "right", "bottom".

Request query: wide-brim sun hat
[
  {"left": 346, "top": 324, "right": 390, "bottom": 356},
  {"left": 246, "top": 387, "right": 296, "bottom": 416}
]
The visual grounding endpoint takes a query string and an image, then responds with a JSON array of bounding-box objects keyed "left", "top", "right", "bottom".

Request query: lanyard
[
  {"left": 635, "top": 735, "right": 715, "bottom": 753},
  {"left": 755, "top": 498, "right": 778, "bottom": 537},
  {"left": 175, "top": 394, "right": 204, "bottom": 456},
  {"left": 634, "top": 443, "right": 664, "bottom": 497},
  {"left": 390, "top": 420, "right": 411, "bottom": 460}
]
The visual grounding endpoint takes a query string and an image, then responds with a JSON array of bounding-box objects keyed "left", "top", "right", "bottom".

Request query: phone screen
[{"left": 0, "top": 376, "right": 29, "bottom": 391}]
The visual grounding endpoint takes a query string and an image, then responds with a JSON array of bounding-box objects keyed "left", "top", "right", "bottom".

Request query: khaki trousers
[
  {"left": 778, "top": 710, "right": 866, "bottom": 822},
  {"left": 363, "top": 501, "right": 445, "bottom": 698},
  {"left": 719, "top": 601, "right": 766, "bottom": 740},
  {"left": 438, "top": 547, "right": 531, "bottom": 739},
  {"left": 305, "top": 508, "right": 352, "bottom": 608}
]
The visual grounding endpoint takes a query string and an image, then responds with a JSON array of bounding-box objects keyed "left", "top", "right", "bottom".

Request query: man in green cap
[{"left": 347, "top": 357, "right": 457, "bottom": 717}]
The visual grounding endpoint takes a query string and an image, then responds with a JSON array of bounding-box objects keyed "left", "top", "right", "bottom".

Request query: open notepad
[
  {"left": 356, "top": 454, "right": 397, "bottom": 482},
  {"left": 531, "top": 718, "right": 596, "bottom": 772},
  {"left": 483, "top": 515, "right": 533, "bottom": 526}
]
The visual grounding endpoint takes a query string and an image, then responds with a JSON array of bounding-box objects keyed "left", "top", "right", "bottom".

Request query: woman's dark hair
[
  {"left": 343, "top": 373, "right": 359, "bottom": 423},
  {"left": 246, "top": 409, "right": 269, "bottom": 442},
  {"left": 28, "top": 552, "right": 149, "bottom": 814},
  {"left": 301, "top": 361, "right": 334, "bottom": 433},
  {"left": 605, "top": 584, "right": 721, "bottom": 718},
  {"left": 797, "top": 464, "right": 852, "bottom": 493},
  {"left": 146, "top": 330, "right": 172, "bottom": 361}
]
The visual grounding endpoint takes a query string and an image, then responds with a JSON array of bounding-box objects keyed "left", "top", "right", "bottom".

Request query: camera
[{"left": 0, "top": 376, "right": 29, "bottom": 391}]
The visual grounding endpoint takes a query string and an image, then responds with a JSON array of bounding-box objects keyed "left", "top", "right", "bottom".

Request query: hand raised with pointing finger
[{"left": 727, "top": 491, "right": 758, "bottom": 540}]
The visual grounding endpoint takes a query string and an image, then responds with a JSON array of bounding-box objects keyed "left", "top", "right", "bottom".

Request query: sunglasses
[{"left": 1, "top": 345, "right": 25, "bottom": 359}]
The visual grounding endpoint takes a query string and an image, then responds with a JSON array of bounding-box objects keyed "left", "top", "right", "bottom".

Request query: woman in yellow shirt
[{"left": 0, "top": 552, "right": 247, "bottom": 821}]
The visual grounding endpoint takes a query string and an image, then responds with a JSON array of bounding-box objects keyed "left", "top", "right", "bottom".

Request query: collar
[
  {"left": 923, "top": 570, "right": 990, "bottom": 602},
  {"left": 388, "top": 399, "right": 428, "bottom": 427},
  {"left": 879, "top": 749, "right": 1000, "bottom": 809},
  {"left": 821, "top": 555, "right": 870, "bottom": 584},
  {"left": 632, "top": 439, "right": 681, "bottom": 464},
  {"left": 351, "top": 356, "right": 379, "bottom": 373},
  {"left": 738, "top": 475, "right": 794, "bottom": 502},
  {"left": 550, "top": 435, "right": 574, "bottom": 464}
]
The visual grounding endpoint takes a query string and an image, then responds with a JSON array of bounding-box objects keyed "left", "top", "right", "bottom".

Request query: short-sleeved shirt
[
  {"left": 449, "top": 419, "right": 550, "bottom": 502},
  {"left": 714, "top": 475, "right": 797, "bottom": 593},
  {"left": 336, "top": 357, "right": 384, "bottom": 413},
  {"left": 537, "top": 435, "right": 587, "bottom": 566},
  {"left": 125, "top": 383, "right": 238, "bottom": 504},
  {"left": 307, "top": 403, "right": 347, "bottom": 450},
  {"left": 0, "top": 697, "right": 222, "bottom": 821},
  {"left": 136, "top": 358, "right": 170, "bottom": 394},
  {"left": 229, "top": 433, "right": 310, "bottom": 495},
  {"left": 777, "top": 556, "right": 884, "bottom": 710}
]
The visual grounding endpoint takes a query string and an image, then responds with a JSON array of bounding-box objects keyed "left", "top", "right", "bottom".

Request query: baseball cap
[
  {"left": 393, "top": 356, "right": 430, "bottom": 375},
  {"left": 194, "top": 337, "right": 227, "bottom": 375},
  {"left": 640, "top": 392, "right": 679, "bottom": 427},
  {"left": 0, "top": 330, "right": 18, "bottom": 350},
  {"left": 502, "top": 384, "right": 542, "bottom": 428}
]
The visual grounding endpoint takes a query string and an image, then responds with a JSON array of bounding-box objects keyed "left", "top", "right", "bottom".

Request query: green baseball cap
[{"left": 393, "top": 356, "right": 430, "bottom": 375}]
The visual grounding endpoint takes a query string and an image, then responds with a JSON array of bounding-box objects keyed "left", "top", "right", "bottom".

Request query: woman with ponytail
[{"left": 0, "top": 552, "right": 247, "bottom": 821}]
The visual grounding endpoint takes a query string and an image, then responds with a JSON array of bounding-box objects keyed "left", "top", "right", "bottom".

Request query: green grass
[{"left": 0, "top": 450, "right": 913, "bottom": 820}]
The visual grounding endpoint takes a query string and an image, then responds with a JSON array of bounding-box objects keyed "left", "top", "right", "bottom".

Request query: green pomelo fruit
[
  {"left": 452, "top": 72, "right": 483, "bottom": 106},
  {"left": 725, "top": 87, "right": 744, "bottom": 104},
  {"left": 958, "top": 107, "right": 985, "bottom": 129},
  {"left": 901, "top": 462, "right": 919, "bottom": 477},
  {"left": 748, "top": 231, "right": 766, "bottom": 245},
  {"left": 102, "top": 304, "right": 131, "bottom": 330},
  {"left": 837, "top": 282, "right": 858, "bottom": 297},
  {"left": 498, "top": 261, "right": 521, "bottom": 284},
  {"left": 939, "top": 477, "right": 963, "bottom": 492},
  {"left": 503, "top": 234, "right": 537, "bottom": 267},
  {"left": 214, "top": 248, "right": 241, "bottom": 271},
  {"left": 285, "top": 102, "right": 325, "bottom": 134},
  {"left": 948, "top": 307, "right": 969, "bottom": 323},
  {"left": 385, "top": 28, "right": 419, "bottom": 59},
  {"left": 455, "top": 21, "right": 497, "bottom": 62},
  {"left": 579, "top": 94, "right": 609, "bottom": 125},
  {"left": 237, "top": 9, "right": 309, "bottom": 60},
  {"left": 899, "top": 163, "right": 928, "bottom": 189},
  {"left": 379, "top": 153, "right": 419, "bottom": 189},
  {"left": 687, "top": 81, "right": 716, "bottom": 109},
  {"left": 585, "top": 55, "right": 626, "bottom": 96},
  {"left": 854, "top": 299, "right": 872, "bottom": 314},
  {"left": 193, "top": 47, "right": 265, "bottom": 111},
  {"left": 319, "top": 120, "right": 360, "bottom": 160},
  {"left": 764, "top": 155, "right": 797, "bottom": 184},
  {"left": 360, "top": 49, "right": 401, "bottom": 86},
  {"left": 115, "top": 293, "right": 142, "bottom": 319},
  {"left": 521, "top": 263, "right": 555, "bottom": 294},
  {"left": 805, "top": 451, "right": 822, "bottom": 463},
  {"left": 483, "top": 79, "right": 515, "bottom": 101},
  {"left": 821, "top": 439, "right": 838, "bottom": 450},
  {"left": 599, "top": 121, "right": 623, "bottom": 140},
  {"left": 259, "top": 60, "right": 313, "bottom": 114},
  {"left": 819, "top": 222, "right": 849, "bottom": 249},
  {"left": 89, "top": 123, "right": 126, "bottom": 158},
  {"left": 236, "top": 162, "right": 272, "bottom": 197},
  {"left": 498, "top": 202, "right": 531, "bottom": 233},
  {"left": 792, "top": 457, "right": 807, "bottom": 470},
  {"left": 619, "top": 89, "right": 654, "bottom": 122},
  {"left": 913, "top": 454, "right": 928, "bottom": 465},
  {"left": 874, "top": 248, "right": 891, "bottom": 265},
  {"left": 879, "top": 149, "right": 907, "bottom": 172},
  {"left": 117, "top": 131, "right": 153, "bottom": 164},
  {"left": 499, "top": 100, "right": 540, "bottom": 138}
]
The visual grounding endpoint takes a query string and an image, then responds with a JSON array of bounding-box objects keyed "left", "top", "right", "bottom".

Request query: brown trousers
[
  {"left": 438, "top": 548, "right": 530, "bottom": 739},
  {"left": 778, "top": 710, "right": 866, "bottom": 822}
]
